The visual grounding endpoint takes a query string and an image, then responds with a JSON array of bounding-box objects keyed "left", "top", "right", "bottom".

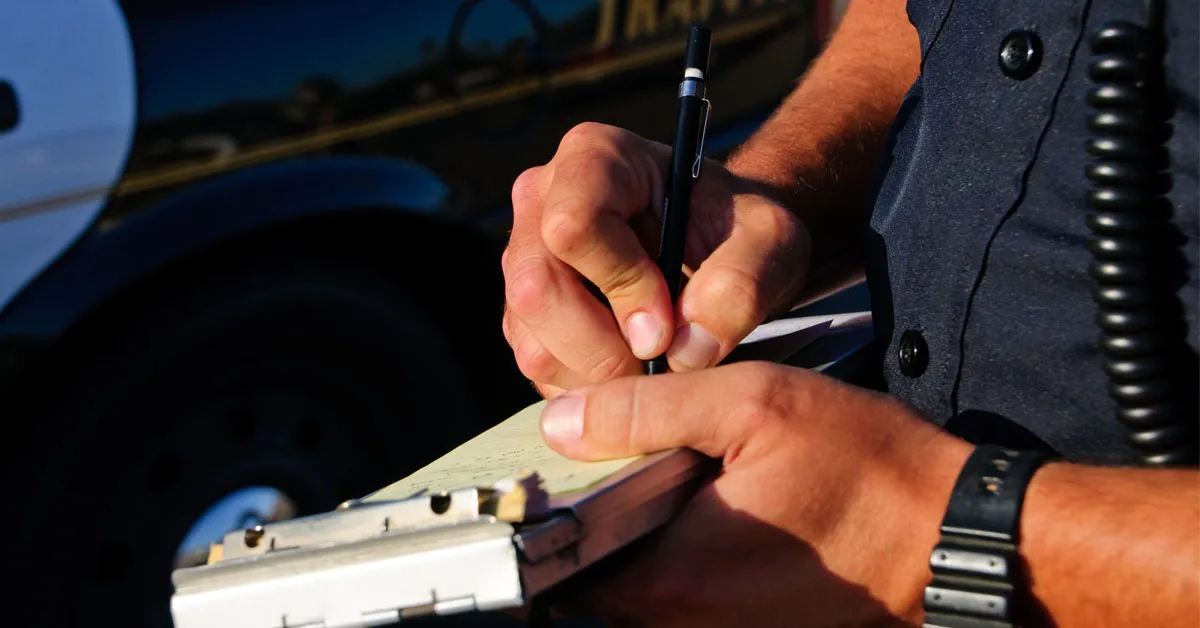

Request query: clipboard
[{"left": 168, "top": 310, "right": 872, "bottom": 628}]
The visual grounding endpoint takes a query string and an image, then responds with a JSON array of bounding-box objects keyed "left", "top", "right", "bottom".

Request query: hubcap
[{"left": 174, "top": 486, "right": 298, "bottom": 568}]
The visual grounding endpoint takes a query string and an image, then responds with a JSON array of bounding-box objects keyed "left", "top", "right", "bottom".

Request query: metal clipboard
[
  {"left": 170, "top": 448, "right": 708, "bottom": 628},
  {"left": 168, "top": 309, "right": 872, "bottom": 628}
]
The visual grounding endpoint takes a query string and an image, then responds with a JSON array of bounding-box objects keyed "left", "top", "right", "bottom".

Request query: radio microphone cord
[{"left": 1085, "top": 0, "right": 1199, "bottom": 466}]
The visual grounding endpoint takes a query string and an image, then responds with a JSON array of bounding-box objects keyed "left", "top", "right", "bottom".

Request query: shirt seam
[{"left": 948, "top": 0, "right": 1097, "bottom": 416}]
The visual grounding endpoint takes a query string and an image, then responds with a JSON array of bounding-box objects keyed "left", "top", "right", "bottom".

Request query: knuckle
[
  {"left": 624, "top": 376, "right": 649, "bottom": 454},
  {"left": 586, "top": 351, "right": 632, "bottom": 383},
  {"left": 501, "top": 309, "right": 513, "bottom": 345},
  {"left": 760, "top": 206, "right": 809, "bottom": 283},
  {"left": 540, "top": 208, "right": 585, "bottom": 258},
  {"left": 696, "top": 265, "right": 767, "bottom": 331},
  {"left": 557, "top": 126, "right": 644, "bottom": 188},
  {"left": 729, "top": 362, "right": 788, "bottom": 428},
  {"left": 504, "top": 260, "right": 556, "bottom": 320},
  {"left": 760, "top": 204, "right": 802, "bottom": 247},
  {"left": 541, "top": 205, "right": 593, "bottom": 259},
  {"left": 515, "top": 338, "right": 560, "bottom": 383},
  {"left": 500, "top": 245, "right": 513, "bottom": 273},
  {"left": 560, "top": 121, "right": 615, "bottom": 149},
  {"left": 600, "top": 259, "right": 649, "bottom": 301},
  {"left": 511, "top": 166, "right": 542, "bottom": 210}
]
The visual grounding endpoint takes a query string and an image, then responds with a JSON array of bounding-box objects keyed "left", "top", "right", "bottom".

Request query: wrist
[
  {"left": 898, "top": 436, "right": 974, "bottom": 622},
  {"left": 723, "top": 134, "right": 825, "bottom": 212},
  {"left": 870, "top": 424, "right": 973, "bottom": 623},
  {"left": 922, "top": 445, "right": 1055, "bottom": 628}
]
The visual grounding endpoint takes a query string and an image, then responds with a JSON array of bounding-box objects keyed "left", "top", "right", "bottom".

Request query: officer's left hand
[{"left": 537, "top": 361, "right": 973, "bottom": 627}]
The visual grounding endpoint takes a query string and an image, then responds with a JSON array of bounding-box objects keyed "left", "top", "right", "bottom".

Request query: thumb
[
  {"left": 666, "top": 198, "right": 809, "bottom": 371},
  {"left": 539, "top": 362, "right": 780, "bottom": 461}
]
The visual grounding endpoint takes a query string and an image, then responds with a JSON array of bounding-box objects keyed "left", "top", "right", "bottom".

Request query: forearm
[
  {"left": 1019, "top": 463, "right": 1199, "bottom": 626},
  {"left": 724, "top": 0, "right": 920, "bottom": 284}
]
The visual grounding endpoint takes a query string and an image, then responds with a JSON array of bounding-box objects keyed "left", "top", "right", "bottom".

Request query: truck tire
[{"left": 9, "top": 256, "right": 479, "bottom": 628}]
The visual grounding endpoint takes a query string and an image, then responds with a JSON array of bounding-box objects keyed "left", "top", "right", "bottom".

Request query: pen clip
[{"left": 692, "top": 98, "right": 711, "bottom": 179}]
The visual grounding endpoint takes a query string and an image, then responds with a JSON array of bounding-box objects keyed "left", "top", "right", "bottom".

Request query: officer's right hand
[{"left": 502, "top": 122, "right": 811, "bottom": 397}]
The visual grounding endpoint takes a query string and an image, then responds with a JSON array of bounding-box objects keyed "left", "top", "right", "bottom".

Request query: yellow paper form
[{"left": 363, "top": 400, "right": 641, "bottom": 502}]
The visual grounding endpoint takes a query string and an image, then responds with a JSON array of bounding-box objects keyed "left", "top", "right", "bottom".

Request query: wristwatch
[{"left": 923, "top": 445, "right": 1051, "bottom": 628}]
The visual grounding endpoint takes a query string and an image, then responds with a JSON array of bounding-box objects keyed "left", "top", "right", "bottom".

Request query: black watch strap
[{"left": 923, "top": 445, "right": 1050, "bottom": 628}]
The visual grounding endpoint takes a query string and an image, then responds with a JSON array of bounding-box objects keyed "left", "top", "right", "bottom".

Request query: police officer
[{"left": 500, "top": 0, "right": 1198, "bottom": 624}]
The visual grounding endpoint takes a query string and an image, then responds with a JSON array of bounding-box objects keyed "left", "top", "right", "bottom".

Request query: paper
[
  {"left": 362, "top": 310, "right": 870, "bottom": 504},
  {"left": 363, "top": 400, "right": 641, "bottom": 502},
  {"left": 723, "top": 310, "right": 871, "bottom": 364}
]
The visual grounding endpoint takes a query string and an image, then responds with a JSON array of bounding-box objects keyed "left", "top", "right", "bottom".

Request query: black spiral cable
[{"left": 1085, "top": 0, "right": 1199, "bottom": 466}]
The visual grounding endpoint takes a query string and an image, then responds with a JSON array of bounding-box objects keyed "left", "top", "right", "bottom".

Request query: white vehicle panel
[{"left": 0, "top": 0, "right": 136, "bottom": 309}]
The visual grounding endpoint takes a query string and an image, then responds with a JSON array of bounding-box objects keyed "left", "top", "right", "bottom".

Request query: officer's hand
[
  {"left": 537, "top": 362, "right": 972, "bottom": 627},
  {"left": 502, "top": 123, "right": 809, "bottom": 397}
]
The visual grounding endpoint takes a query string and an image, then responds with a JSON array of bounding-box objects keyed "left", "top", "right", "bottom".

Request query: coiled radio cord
[{"left": 1085, "top": 0, "right": 1198, "bottom": 466}]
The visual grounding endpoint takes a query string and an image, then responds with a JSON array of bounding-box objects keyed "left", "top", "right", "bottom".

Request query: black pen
[{"left": 646, "top": 26, "right": 712, "bottom": 375}]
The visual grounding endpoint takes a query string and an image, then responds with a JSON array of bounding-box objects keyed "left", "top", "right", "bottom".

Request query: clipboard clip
[{"left": 168, "top": 449, "right": 709, "bottom": 628}]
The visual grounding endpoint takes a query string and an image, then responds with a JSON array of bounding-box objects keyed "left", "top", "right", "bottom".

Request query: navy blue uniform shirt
[{"left": 865, "top": 0, "right": 1198, "bottom": 465}]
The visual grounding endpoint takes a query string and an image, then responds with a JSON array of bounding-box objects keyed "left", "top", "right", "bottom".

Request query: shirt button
[
  {"left": 898, "top": 330, "right": 929, "bottom": 378},
  {"left": 998, "top": 30, "right": 1042, "bottom": 80}
]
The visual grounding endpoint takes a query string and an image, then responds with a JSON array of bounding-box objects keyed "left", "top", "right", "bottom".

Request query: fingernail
[
  {"left": 667, "top": 323, "right": 719, "bottom": 370},
  {"left": 626, "top": 312, "right": 663, "bottom": 358},
  {"left": 541, "top": 394, "right": 585, "bottom": 443}
]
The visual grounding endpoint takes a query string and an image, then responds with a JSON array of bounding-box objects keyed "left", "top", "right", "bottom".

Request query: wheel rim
[{"left": 174, "top": 486, "right": 298, "bottom": 568}]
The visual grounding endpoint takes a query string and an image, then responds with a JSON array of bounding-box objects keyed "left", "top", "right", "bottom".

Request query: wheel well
[{"left": 31, "top": 210, "right": 534, "bottom": 427}]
